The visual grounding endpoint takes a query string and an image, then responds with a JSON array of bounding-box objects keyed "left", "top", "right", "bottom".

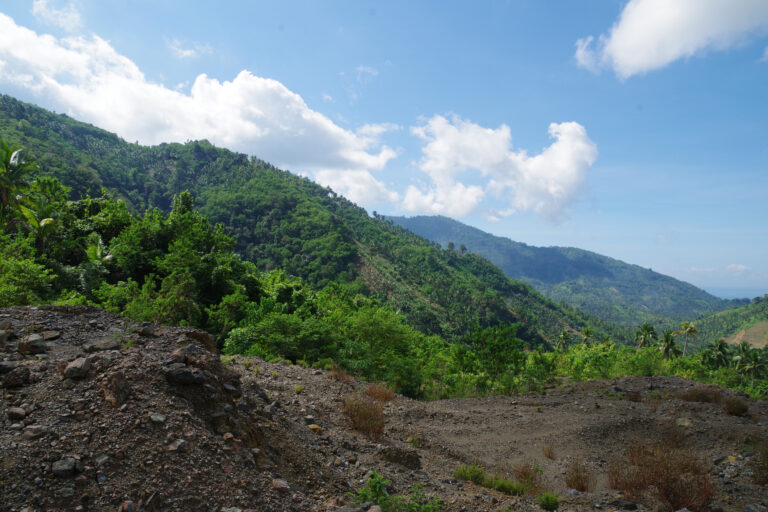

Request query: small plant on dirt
[
  {"left": 351, "top": 470, "right": 390, "bottom": 504},
  {"left": 484, "top": 474, "right": 526, "bottom": 496},
  {"left": 296, "top": 359, "right": 309, "bottom": 368},
  {"left": 512, "top": 460, "right": 542, "bottom": 494},
  {"left": 220, "top": 355, "right": 235, "bottom": 365},
  {"left": 454, "top": 464, "right": 486, "bottom": 485},
  {"left": 351, "top": 471, "right": 442, "bottom": 511},
  {"left": 724, "top": 396, "right": 749, "bottom": 416},
  {"left": 366, "top": 382, "right": 395, "bottom": 402},
  {"left": 330, "top": 364, "right": 353, "bottom": 383},
  {"left": 406, "top": 434, "right": 420, "bottom": 448},
  {"left": 242, "top": 359, "right": 253, "bottom": 368},
  {"left": 344, "top": 393, "right": 385, "bottom": 440},
  {"left": 680, "top": 387, "right": 721, "bottom": 403},
  {"left": 271, "top": 371, "right": 279, "bottom": 378},
  {"left": 542, "top": 443, "right": 556, "bottom": 460},
  {"left": 252, "top": 367, "right": 260, "bottom": 376},
  {"left": 294, "top": 385, "right": 304, "bottom": 394},
  {"left": 565, "top": 458, "right": 595, "bottom": 492},
  {"left": 537, "top": 492, "right": 560, "bottom": 511}
]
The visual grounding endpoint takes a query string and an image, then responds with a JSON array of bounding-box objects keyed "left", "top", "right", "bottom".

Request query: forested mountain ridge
[
  {"left": 0, "top": 94, "right": 617, "bottom": 345},
  {"left": 388, "top": 215, "right": 746, "bottom": 328}
]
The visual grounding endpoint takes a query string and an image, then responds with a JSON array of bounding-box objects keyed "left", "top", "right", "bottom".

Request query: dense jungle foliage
[{"left": 389, "top": 215, "right": 746, "bottom": 328}]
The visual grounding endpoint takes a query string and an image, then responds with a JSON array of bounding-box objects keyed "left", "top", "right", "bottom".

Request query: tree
[
  {"left": 702, "top": 339, "right": 731, "bottom": 369},
  {"left": 634, "top": 322, "right": 657, "bottom": 349},
  {"left": 674, "top": 321, "right": 699, "bottom": 357},
  {"left": 556, "top": 329, "right": 570, "bottom": 351},
  {"left": 0, "top": 139, "right": 38, "bottom": 223},
  {"left": 580, "top": 327, "right": 594, "bottom": 347},
  {"left": 658, "top": 330, "right": 681, "bottom": 360}
]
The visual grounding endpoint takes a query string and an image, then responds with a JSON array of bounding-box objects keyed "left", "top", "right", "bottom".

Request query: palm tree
[
  {"left": 556, "top": 329, "right": 570, "bottom": 352},
  {"left": 659, "top": 330, "right": 681, "bottom": 360},
  {"left": 580, "top": 327, "right": 594, "bottom": 347},
  {"left": 674, "top": 321, "right": 699, "bottom": 357},
  {"left": 735, "top": 348, "right": 767, "bottom": 387},
  {"left": 0, "top": 140, "right": 38, "bottom": 223},
  {"left": 707, "top": 339, "right": 731, "bottom": 369},
  {"left": 634, "top": 322, "right": 657, "bottom": 349}
]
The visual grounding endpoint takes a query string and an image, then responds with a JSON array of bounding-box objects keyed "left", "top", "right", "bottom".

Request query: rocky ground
[{"left": 1, "top": 306, "right": 766, "bottom": 512}]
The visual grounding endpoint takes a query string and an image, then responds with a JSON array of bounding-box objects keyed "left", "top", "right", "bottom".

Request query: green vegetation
[
  {"left": 351, "top": 471, "right": 442, "bottom": 512},
  {"left": 388, "top": 215, "right": 746, "bottom": 328},
  {"left": 453, "top": 464, "right": 527, "bottom": 496},
  {"left": 693, "top": 295, "right": 768, "bottom": 345},
  {"left": 537, "top": 492, "right": 560, "bottom": 511}
]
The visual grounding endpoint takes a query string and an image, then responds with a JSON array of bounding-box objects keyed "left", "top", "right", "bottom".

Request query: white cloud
[
  {"left": 0, "top": 13, "right": 398, "bottom": 205},
  {"left": 406, "top": 115, "right": 597, "bottom": 221},
  {"left": 355, "top": 65, "right": 379, "bottom": 83},
  {"left": 727, "top": 264, "right": 751, "bottom": 273},
  {"left": 31, "top": 0, "right": 81, "bottom": 32},
  {"left": 576, "top": 0, "right": 768, "bottom": 78},
  {"left": 166, "top": 39, "right": 212, "bottom": 59},
  {"left": 314, "top": 169, "right": 399, "bottom": 206}
]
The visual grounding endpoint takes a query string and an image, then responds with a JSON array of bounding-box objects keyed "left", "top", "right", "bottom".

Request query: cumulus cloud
[
  {"left": 576, "top": 0, "right": 768, "bottom": 78},
  {"left": 727, "top": 264, "right": 751, "bottom": 273},
  {"left": 0, "top": 13, "right": 398, "bottom": 205},
  {"left": 314, "top": 169, "right": 399, "bottom": 205},
  {"left": 31, "top": 0, "right": 81, "bottom": 32},
  {"left": 167, "top": 39, "right": 212, "bottom": 59},
  {"left": 405, "top": 115, "right": 597, "bottom": 221}
]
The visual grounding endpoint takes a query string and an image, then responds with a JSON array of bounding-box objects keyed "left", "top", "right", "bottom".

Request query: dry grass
[
  {"left": 565, "top": 458, "right": 595, "bottom": 492},
  {"left": 343, "top": 393, "right": 385, "bottom": 440},
  {"left": 511, "top": 460, "right": 542, "bottom": 495},
  {"left": 330, "top": 364, "right": 353, "bottom": 383},
  {"left": 724, "top": 396, "right": 749, "bottom": 416},
  {"left": 679, "top": 387, "right": 721, "bottom": 403},
  {"left": 542, "top": 443, "right": 556, "bottom": 460},
  {"left": 365, "top": 382, "right": 395, "bottom": 402},
  {"left": 608, "top": 442, "right": 713, "bottom": 511}
]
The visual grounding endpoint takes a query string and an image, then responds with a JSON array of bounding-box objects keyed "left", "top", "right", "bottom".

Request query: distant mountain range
[{"left": 387, "top": 215, "right": 747, "bottom": 328}]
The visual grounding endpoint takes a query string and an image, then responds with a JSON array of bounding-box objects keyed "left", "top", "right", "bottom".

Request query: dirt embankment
[{"left": 1, "top": 306, "right": 766, "bottom": 512}]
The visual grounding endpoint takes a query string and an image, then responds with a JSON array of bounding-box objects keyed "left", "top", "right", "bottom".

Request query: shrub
[
  {"left": 351, "top": 472, "right": 442, "bottom": 512},
  {"left": 565, "top": 458, "right": 595, "bottom": 492},
  {"left": 366, "top": 382, "right": 395, "bottom": 402},
  {"left": 453, "top": 464, "right": 486, "bottom": 485},
  {"left": 537, "top": 492, "right": 559, "bottom": 511},
  {"left": 680, "top": 387, "right": 721, "bottom": 403},
  {"left": 343, "top": 393, "right": 385, "bottom": 440},
  {"left": 294, "top": 385, "right": 304, "bottom": 394},
  {"left": 608, "top": 443, "right": 712, "bottom": 511},
  {"left": 512, "top": 460, "right": 542, "bottom": 494},
  {"left": 484, "top": 475, "right": 525, "bottom": 496},
  {"left": 724, "top": 396, "right": 749, "bottom": 416},
  {"left": 330, "top": 364, "right": 353, "bottom": 383}
]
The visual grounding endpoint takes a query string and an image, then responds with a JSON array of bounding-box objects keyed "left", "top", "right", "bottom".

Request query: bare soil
[{"left": 1, "top": 306, "right": 766, "bottom": 512}]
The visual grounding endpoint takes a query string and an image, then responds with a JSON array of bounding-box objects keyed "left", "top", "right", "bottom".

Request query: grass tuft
[
  {"left": 565, "top": 458, "right": 595, "bottom": 492},
  {"left": 343, "top": 393, "right": 385, "bottom": 440},
  {"left": 330, "top": 364, "right": 353, "bottom": 383},
  {"left": 365, "top": 382, "right": 395, "bottom": 402}
]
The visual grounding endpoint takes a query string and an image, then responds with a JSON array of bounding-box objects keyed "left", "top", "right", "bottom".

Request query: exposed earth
[{"left": 1, "top": 306, "right": 766, "bottom": 512}]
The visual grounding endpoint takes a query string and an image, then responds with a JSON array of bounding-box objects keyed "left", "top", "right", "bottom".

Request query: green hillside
[
  {"left": 695, "top": 295, "right": 768, "bottom": 346},
  {"left": 388, "top": 215, "right": 745, "bottom": 328},
  {"left": 0, "top": 94, "right": 618, "bottom": 345}
]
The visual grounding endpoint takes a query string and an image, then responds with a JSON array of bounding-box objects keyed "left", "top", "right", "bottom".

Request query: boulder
[
  {"left": 83, "top": 337, "right": 120, "bottom": 353},
  {"left": 1, "top": 366, "right": 30, "bottom": 388},
  {"left": 64, "top": 357, "right": 92, "bottom": 379},
  {"left": 18, "top": 334, "right": 47, "bottom": 355},
  {"left": 377, "top": 445, "right": 421, "bottom": 470}
]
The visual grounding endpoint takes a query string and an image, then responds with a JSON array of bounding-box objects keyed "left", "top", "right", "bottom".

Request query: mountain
[
  {"left": 387, "top": 215, "right": 746, "bottom": 328},
  {"left": 0, "top": 94, "right": 618, "bottom": 345},
  {"left": 695, "top": 294, "right": 768, "bottom": 347}
]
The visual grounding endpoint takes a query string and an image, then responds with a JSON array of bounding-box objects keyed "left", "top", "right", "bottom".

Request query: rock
[
  {"left": 0, "top": 320, "right": 11, "bottom": 331},
  {"left": 164, "top": 363, "right": 206, "bottom": 385},
  {"left": 713, "top": 455, "right": 726, "bottom": 465},
  {"left": 7, "top": 407, "right": 26, "bottom": 420},
  {"left": 40, "top": 330, "right": 60, "bottom": 340},
  {"left": 23, "top": 425, "right": 46, "bottom": 440},
  {"left": 567, "top": 489, "right": 584, "bottom": 496},
  {"left": 304, "top": 415, "right": 315, "bottom": 424},
  {"left": 83, "top": 337, "right": 120, "bottom": 353},
  {"left": 60, "top": 487, "right": 75, "bottom": 497},
  {"left": 103, "top": 370, "right": 131, "bottom": 406},
  {"left": 377, "top": 445, "right": 421, "bottom": 470},
  {"left": 607, "top": 498, "right": 638, "bottom": 510},
  {"left": 308, "top": 424, "right": 323, "bottom": 433},
  {"left": 150, "top": 413, "right": 166, "bottom": 423},
  {"left": 271, "top": 478, "right": 290, "bottom": 492},
  {"left": 167, "top": 439, "right": 186, "bottom": 452},
  {"left": 52, "top": 457, "right": 81, "bottom": 477},
  {"left": 94, "top": 454, "right": 110, "bottom": 467},
  {"left": 120, "top": 500, "right": 136, "bottom": 512},
  {"left": 0, "top": 360, "right": 17, "bottom": 374},
  {"left": 183, "top": 329, "right": 217, "bottom": 353},
  {"left": 2, "top": 366, "right": 30, "bottom": 388},
  {"left": 0, "top": 330, "right": 7, "bottom": 344},
  {"left": 139, "top": 323, "right": 155, "bottom": 337},
  {"left": 676, "top": 417, "right": 692, "bottom": 428},
  {"left": 18, "top": 334, "right": 47, "bottom": 354},
  {"left": 64, "top": 357, "right": 92, "bottom": 379}
]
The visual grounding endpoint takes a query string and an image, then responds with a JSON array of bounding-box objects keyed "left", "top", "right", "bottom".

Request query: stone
[
  {"left": 607, "top": 498, "right": 638, "bottom": 510},
  {"left": 0, "top": 320, "right": 11, "bottom": 331},
  {"left": 167, "top": 439, "right": 186, "bottom": 452},
  {"left": 139, "top": 323, "right": 155, "bottom": 337},
  {"left": 7, "top": 407, "right": 26, "bottom": 420},
  {"left": 0, "top": 330, "right": 7, "bottom": 344},
  {"left": 377, "top": 445, "right": 421, "bottom": 470},
  {"left": 271, "top": 478, "right": 290, "bottom": 492},
  {"left": 18, "top": 334, "right": 47, "bottom": 354},
  {"left": 164, "top": 363, "right": 205, "bottom": 385},
  {"left": 40, "top": 330, "right": 61, "bottom": 340},
  {"left": 23, "top": 425, "right": 46, "bottom": 440},
  {"left": 303, "top": 415, "right": 315, "bottom": 424},
  {"left": 120, "top": 500, "right": 136, "bottom": 512},
  {"left": 94, "top": 454, "right": 110, "bottom": 467},
  {"left": 0, "top": 360, "right": 17, "bottom": 374},
  {"left": 183, "top": 329, "right": 217, "bottom": 353},
  {"left": 64, "top": 357, "right": 92, "bottom": 380},
  {"left": 52, "top": 457, "right": 81, "bottom": 477},
  {"left": 103, "top": 371, "right": 131, "bottom": 406},
  {"left": 2, "top": 366, "right": 30, "bottom": 388},
  {"left": 308, "top": 424, "right": 324, "bottom": 433},
  {"left": 60, "top": 487, "right": 75, "bottom": 497},
  {"left": 83, "top": 337, "right": 120, "bottom": 353},
  {"left": 676, "top": 417, "right": 692, "bottom": 428},
  {"left": 150, "top": 413, "right": 166, "bottom": 423}
]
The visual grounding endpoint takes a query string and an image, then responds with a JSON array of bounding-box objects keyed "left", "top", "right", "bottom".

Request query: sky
[{"left": 1, "top": 0, "right": 767, "bottom": 298}]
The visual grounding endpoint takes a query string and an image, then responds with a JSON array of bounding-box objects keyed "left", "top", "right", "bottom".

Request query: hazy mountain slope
[
  {"left": 0, "top": 94, "right": 619, "bottom": 344},
  {"left": 388, "top": 215, "right": 745, "bottom": 327},
  {"left": 695, "top": 295, "right": 768, "bottom": 347}
]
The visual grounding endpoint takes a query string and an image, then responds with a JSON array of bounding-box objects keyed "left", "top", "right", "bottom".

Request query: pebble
[
  {"left": 7, "top": 407, "right": 26, "bottom": 420},
  {"left": 150, "top": 413, "right": 166, "bottom": 423},
  {"left": 271, "top": 478, "right": 290, "bottom": 492}
]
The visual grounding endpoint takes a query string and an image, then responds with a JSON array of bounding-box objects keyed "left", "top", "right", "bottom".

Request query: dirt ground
[{"left": 1, "top": 306, "right": 766, "bottom": 512}]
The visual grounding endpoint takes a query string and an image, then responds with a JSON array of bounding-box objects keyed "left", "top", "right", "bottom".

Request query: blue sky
[{"left": 1, "top": 1, "right": 767, "bottom": 298}]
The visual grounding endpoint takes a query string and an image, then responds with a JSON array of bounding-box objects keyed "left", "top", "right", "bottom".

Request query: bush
[
  {"left": 343, "top": 393, "right": 385, "bottom": 439},
  {"left": 512, "top": 460, "right": 542, "bottom": 494},
  {"left": 608, "top": 443, "right": 712, "bottom": 511},
  {"left": 565, "top": 458, "right": 595, "bottom": 492},
  {"left": 724, "top": 396, "right": 749, "bottom": 416},
  {"left": 453, "top": 464, "right": 486, "bottom": 485},
  {"left": 330, "top": 364, "right": 353, "bottom": 383},
  {"left": 453, "top": 464, "right": 525, "bottom": 496},
  {"left": 351, "top": 471, "right": 442, "bottom": 512},
  {"left": 366, "top": 382, "right": 395, "bottom": 402},
  {"left": 537, "top": 492, "right": 559, "bottom": 511}
]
